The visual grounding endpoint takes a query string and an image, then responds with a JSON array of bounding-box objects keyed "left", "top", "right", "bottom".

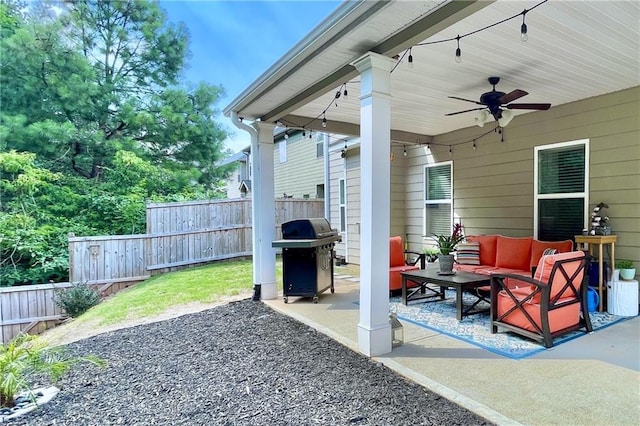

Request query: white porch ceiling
[{"left": 224, "top": 0, "right": 640, "bottom": 141}]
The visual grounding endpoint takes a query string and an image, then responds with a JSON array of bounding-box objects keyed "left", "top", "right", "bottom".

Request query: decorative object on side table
[
  {"left": 433, "top": 223, "right": 465, "bottom": 274},
  {"left": 590, "top": 202, "right": 611, "bottom": 235},
  {"left": 615, "top": 259, "right": 636, "bottom": 280}
]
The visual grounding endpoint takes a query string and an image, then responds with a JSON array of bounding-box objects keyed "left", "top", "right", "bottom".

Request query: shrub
[
  {"left": 54, "top": 282, "right": 101, "bottom": 317},
  {"left": 0, "top": 334, "right": 104, "bottom": 407}
]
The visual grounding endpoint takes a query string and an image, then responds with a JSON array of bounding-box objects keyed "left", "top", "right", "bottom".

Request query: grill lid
[{"left": 281, "top": 218, "right": 337, "bottom": 240}]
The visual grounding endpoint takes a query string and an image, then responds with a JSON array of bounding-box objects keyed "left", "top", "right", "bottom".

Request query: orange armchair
[
  {"left": 490, "top": 251, "right": 592, "bottom": 348},
  {"left": 389, "top": 236, "right": 425, "bottom": 292}
]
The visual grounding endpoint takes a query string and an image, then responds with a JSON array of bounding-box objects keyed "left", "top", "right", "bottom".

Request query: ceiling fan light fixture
[
  {"left": 475, "top": 110, "right": 492, "bottom": 127},
  {"left": 498, "top": 109, "right": 514, "bottom": 127}
]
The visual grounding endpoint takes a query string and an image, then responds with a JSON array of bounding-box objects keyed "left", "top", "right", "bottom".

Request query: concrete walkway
[{"left": 264, "top": 276, "right": 640, "bottom": 426}]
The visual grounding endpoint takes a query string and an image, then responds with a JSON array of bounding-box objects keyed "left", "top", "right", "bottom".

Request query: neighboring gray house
[
  {"left": 219, "top": 148, "right": 251, "bottom": 198},
  {"left": 222, "top": 129, "right": 328, "bottom": 200}
]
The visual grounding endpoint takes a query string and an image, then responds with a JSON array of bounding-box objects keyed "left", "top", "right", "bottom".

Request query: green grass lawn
[{"left": 78, "top": 259, "right": 283, "bottom": 326}]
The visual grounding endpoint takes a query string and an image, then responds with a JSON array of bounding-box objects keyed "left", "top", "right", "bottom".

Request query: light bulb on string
[
  {"left": 322, "top": 113, "right": 327, "bottom": 128},
  {"left": 284, "top": 131, "right": 289, "bottom": 140},
  {"left": 408, "top": 48, "right": 414, "bottom": 69},
  {"left": 472, "top": 140, "right": 477, "bottom": 150},
  {"left": 302, "top": 129, "right": 306, "bottom": 137},
  {"left": 520, "top": 10, "right": 529, "bottom": 42},
  {"left": 403, "top": 146, "right": 408, "bottom": 157},
  {"left": 343, "top": 85, "right": 348, "bottom": 98},
  {"left": 455, "top": 35, "right": 462, "bottom": 63},
  {"left": 449, "top": 145, "right": 453, "bottom": 155}
]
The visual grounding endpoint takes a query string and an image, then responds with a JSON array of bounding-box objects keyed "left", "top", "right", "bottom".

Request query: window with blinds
[
  {"left": 424, "top": 162, "right": 453, "bottom": 237},
  {"left": 535, "top": 140, "right": 588, "bottom": 241}
]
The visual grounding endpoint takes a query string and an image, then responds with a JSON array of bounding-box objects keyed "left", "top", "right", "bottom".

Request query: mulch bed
[{"left": 7, "top": 299, "right": 494, "bottom": 425}]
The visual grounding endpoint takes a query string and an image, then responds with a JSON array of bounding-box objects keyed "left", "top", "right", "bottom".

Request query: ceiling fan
[{"left": 445, "top": 77, "right": 551, "bottom": 127}]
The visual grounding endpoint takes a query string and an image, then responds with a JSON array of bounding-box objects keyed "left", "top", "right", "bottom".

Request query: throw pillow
[{"left": 456, "top": 241, "right": 480, "bottom": 265}]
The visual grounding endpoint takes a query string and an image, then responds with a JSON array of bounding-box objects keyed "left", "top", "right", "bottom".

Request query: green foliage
[
  {"left": 0, "top": 333, "right": 104, "bottom": 407},
  {"left": 0, "top": 1, "right": 235, "bottom": 285},
  {"left": 54, "top": 282, "right": 102, "bottom": 318},
  {"left": 432, "top": 224, "right": 465, "bottom": 255},
  {"left": 422, "top": 247, "right": 440, "bottom": 262},
  {"left": 615, "top": 260, "right": 634, "bottom": 269}
]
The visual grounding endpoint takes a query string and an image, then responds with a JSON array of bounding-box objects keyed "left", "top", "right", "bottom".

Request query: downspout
[
  {"left": 230, "top": 111, "right": 261, "bottom": 302},
  {"left": 323, "top": 133, "right": 331, "bottom": 221}
]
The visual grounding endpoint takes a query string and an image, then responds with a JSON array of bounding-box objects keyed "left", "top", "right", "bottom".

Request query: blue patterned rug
[{"left": 390, "top": 290, "right": 630, "bottom": 360}]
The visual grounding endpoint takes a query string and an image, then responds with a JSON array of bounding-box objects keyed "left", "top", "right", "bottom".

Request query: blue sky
[{"left": 160, "top": 1, "right": 341, "bottom": 152}]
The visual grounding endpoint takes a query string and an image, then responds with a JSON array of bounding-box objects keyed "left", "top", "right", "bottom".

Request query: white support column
[
  {"left": 251, "top": 121, "right": 278, "bottom": 300},
  {"left": 352, "top": 52, "right": 395, "bottom": 356}
]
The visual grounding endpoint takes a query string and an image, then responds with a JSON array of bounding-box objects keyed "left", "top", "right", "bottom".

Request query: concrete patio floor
[{"left": 264, "top": 275, "right": 640, "bottom": 426}]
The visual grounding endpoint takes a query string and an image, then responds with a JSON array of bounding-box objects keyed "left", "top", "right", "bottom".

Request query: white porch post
[
  {"left": 323, "top": 133, "right": 331, "bottom": 221},
  {"left": 251, "top": 121, "right": 278, "bottom": 300},
  {"left": 352, "top": 52, "right": 395, "bottom": 356}
]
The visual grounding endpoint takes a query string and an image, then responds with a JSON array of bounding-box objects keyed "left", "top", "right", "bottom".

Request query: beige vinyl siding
[
  {"left": 273, "top": 132, "right": 324, "bottom": 199},
  {"left": 405, "top": 86, "right": 639, "bottom": 265},
  {"left": 390, "top": 154, "right": 408, "bottom": 241},
  {"left": 345, "top": 148, "right": 361, "bottom": 264},
  {"left": 225, "top": 169, "right": 243, "bottom": 199},
  {"left": 329, "top": 150, "right": 346, "bottom": 258}
]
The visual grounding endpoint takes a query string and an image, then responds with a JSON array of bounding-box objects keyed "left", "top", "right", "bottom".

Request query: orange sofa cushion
[
  {"left": 466, "top": 235, "right": 498, "bottom": 267},
  {"left": 389, "top": 265, "right": 420, "bottom": 291},
  {"left": 496, "top": 291, "right": 581, "bottom": 333},
  {"left": 390, "top": 236, "right": 406, "bottom": 267},
  {"left": 533, "top": 251, "right": 585, "bottom": 300},
  {"left": 530, "top": 239, "right": 574, "bottom": 270},
  {"left": 495, "top": 236, "right": 532, "bottom": 271}
]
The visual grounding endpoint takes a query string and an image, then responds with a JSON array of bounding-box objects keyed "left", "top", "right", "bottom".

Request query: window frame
[
  {"left": 339, "top": 178, "right": 346, "bottom": 233},
  {"left": 423, "top": 161, "right": 453, "bottom": 238},
  {"left": 534, "top": 139, "right": 589, "bottom": 240}
]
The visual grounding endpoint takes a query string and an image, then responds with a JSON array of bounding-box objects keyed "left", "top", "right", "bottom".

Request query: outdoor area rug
[{"left": 390, "top": 290, "right": 629, "bottom": 360}]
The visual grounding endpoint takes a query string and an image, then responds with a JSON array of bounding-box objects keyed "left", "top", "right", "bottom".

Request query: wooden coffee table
[{"left": 400, "top": 268, "right": 491, "bottom": 320}]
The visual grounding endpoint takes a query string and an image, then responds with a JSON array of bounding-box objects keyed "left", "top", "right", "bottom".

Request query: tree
[
  {"left": 0, "top": 0, "right": 237, "bottom": 284},
  {"left": 1, "top": 0, "right": 232, "bottom": 187}
]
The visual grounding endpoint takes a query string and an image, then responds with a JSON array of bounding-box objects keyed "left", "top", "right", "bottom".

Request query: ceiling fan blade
[
  {"left": 448, "top": 96, "right": 483, "bottom": 105},
  {"left": 499, "top": 89, "right": 528, "bottom": 104},
  {"left": 445, "top": 107, "right": 487, "bottom": 116},
  {"left": 506, "top": 103, "right": 551, "bottom": 110}
]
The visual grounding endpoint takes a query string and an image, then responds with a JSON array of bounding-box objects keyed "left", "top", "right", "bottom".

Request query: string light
[
  {"left": 277, "top": 1, "right": 547, "bottom": 150},
  {"left": 284, "top": 131, "right": 289, "bottom": 140},
  {"left": 302, "top": 129, "right": 306, "bottom": 137},
  {"left": 521, "top": 9, "right": 529, "bottom": 41},
  {"left": 449, "top": 145, "right": 453, "bottom": 155},
  {"left": 403, "top": 146, "right": 408, "bottom": 157}
]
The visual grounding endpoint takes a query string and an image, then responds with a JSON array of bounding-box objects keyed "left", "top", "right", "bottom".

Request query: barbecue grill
[{"left": 272, "top": 218, "right": 341, "bottom": 303}]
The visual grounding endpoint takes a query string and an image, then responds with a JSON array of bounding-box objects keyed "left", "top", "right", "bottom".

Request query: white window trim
[
  {"left": 278, "top": 140, "right": 287, "bottom": 163},
  {"left": 533, "top": 139, "right": 589, "bottom": 240},
  {"left": 423, "top": 160, "right": 453, "bottom": 238},
  {"left": 339, "top": 177, "right": 346, "bottom": 233}
]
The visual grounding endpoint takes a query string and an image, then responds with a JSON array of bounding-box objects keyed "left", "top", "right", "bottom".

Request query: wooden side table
[{"left": 574, "top": 235, "right": 617, "bottom": 312}]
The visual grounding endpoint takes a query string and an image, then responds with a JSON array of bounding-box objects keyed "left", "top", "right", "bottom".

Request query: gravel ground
[{"left": 7, "top": 299, "right": 493, "bottom": 426}]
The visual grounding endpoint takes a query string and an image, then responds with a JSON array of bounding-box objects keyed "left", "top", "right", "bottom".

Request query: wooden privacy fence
[{"left": 0, "top": 199, "right": 324, "bottom": 343}]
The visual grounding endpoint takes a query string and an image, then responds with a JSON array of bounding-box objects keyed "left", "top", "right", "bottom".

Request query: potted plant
[
  {"left": 432, "top": 223, "right": 465, "bottom": 274},
  {"left": 422, "top": 247, "right": 439, "bottom": 263},
  {"left": 615, "top": 259, "right": 636, "bottom": 280}
]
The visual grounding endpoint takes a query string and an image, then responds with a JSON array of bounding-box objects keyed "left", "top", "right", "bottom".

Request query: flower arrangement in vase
[{"left": 432, "top": 223, "right": 465, "bottom": 274}]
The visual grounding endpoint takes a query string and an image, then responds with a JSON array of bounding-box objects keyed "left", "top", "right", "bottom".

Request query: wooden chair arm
[{"left": 405, "top": 251, "right": 426, "bottom": 269}]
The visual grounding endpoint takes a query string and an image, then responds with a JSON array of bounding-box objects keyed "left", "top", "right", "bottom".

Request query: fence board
[{"left": 1, "top": 199, "right": 323, "bottom": 343}]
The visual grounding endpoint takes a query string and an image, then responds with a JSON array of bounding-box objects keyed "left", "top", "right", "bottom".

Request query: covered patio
[
  {"left": 264, "top": 275, "right": 639, "bottom": 425},
  {"left": 224, "top": 0, "right": 639, "bottom": 357}
]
